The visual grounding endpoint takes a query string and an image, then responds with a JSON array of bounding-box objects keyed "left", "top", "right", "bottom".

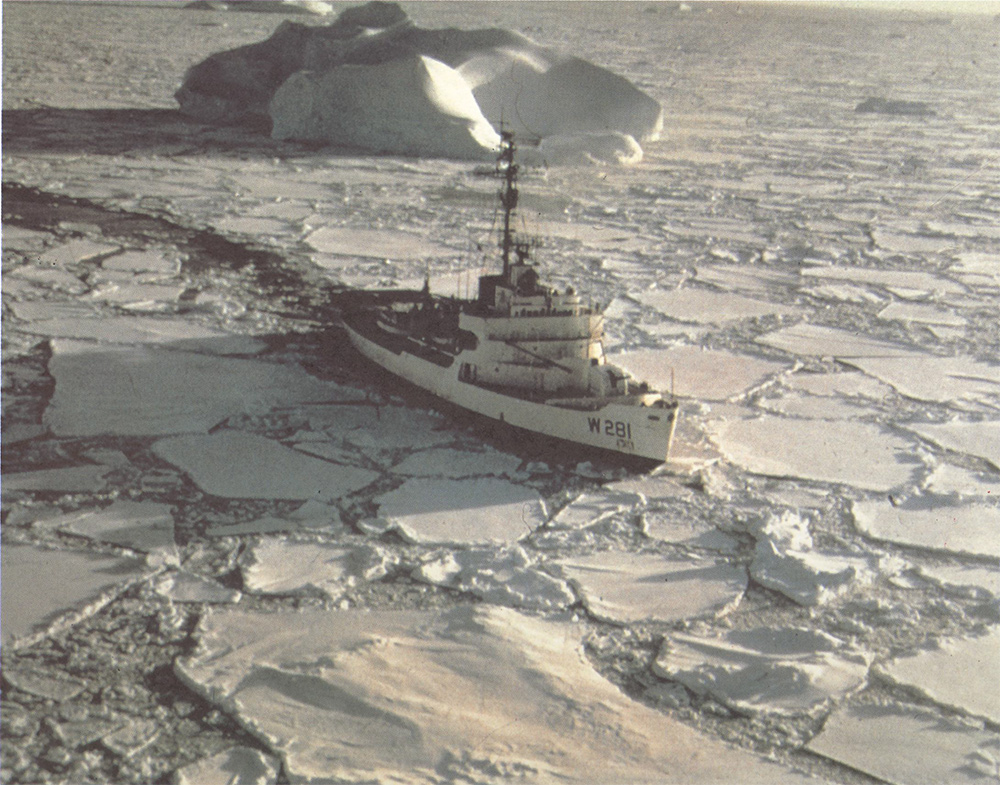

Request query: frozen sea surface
[{"left": 3, "top": 1, "right": 1000, "bottom": 783}]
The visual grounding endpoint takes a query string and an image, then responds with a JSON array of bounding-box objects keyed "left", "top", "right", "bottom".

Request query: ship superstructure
[{"left": 342, "top": 132, "right": 678, "bottom": 463}]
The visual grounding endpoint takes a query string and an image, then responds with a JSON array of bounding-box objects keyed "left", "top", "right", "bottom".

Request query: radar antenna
[{"left": 496, "top": 130, "right": 531, "bottom": 279}]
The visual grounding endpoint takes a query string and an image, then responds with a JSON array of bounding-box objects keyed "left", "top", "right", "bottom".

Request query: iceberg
[{"left": 176, "top": 1, "right": 663, "bottom": 160}]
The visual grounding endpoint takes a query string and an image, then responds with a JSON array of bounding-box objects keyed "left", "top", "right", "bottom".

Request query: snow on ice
[
  {"left": 879, "top": 627, "right": 1000, "bottom": 724},
  {"left": 653, "top": 626, "right": 869, "bottom": 717},
  {"left": 176, "top": 606, "right": 811, "bottom": 784},
  {"left": 807, "top": 704, "right": 1000, "bottom": 785},
  {"left": 555, "top": 551, "right": 746, "bottom": 624},
  {"left": 239, "top": 538, "right": 359, "bottom": 598}
]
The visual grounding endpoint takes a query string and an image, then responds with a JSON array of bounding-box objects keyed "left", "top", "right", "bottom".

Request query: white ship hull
[{"left": 345, "top": 320, "right": 678, "bottom": 463}]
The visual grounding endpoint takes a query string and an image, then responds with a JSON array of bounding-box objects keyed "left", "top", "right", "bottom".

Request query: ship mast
[{"left": 496, "top": 130, "right": 530, "bottom": 279}]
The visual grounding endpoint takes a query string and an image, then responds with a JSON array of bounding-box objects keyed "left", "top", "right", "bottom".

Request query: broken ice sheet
[
  {"left": 916, "top": 563, "right": 1000, "bottom": 599},
  {"left": 176, "top": 606, "right": 811, "bottom": 784},
  {"left": 611, "top": 347, "right": 789, "bottom": 401},
  {"left": 1, "top": 543, "right": 145, "bottom": 646},
  {"left": 305, "top": 404, "right": 454, "bottom": 456},
  {"left": 843, "top": 354, "right": 1000, "bottom": 406},
  {"left": 555, "top": 551, "right": 746, "bottom": 624},
  {"left": 879, "top": 627, "right": 1000, "bottom": 724},
  {"left": 758, "top": 390, "right": 868, "bottom": 420},
  {"left": 642, "top": 511, "right": 739, "bottom": 552},
  {"left": 100, "top": 249, "right": 180, "bottom": 276},
  {"left": 708, "top": 415, "right": 919, "bottom": 492},
  {"left": 550, "top": 487, "right": 644, "bottom": 529},
  {"left": 49, "top": 500, "right": 176, "bottom": 555},
  {"left": 1, "top": 463, "right": 111, "bottom": 497},
  {"left": 783, "top": 369, "right": 894, "bottom": 400},
  {"left": 801, "top": 264, "right": 965, "bottom": 298},
  {"left": 153, "top": 431, "right": 380, "bottom": 500},
  {"left": 807, "top": 703, "right": 1000, "bottom": 785},
  {"left": 173, "top": 746, "right": 279, "bottom": 785},
  {"left": 633, "top": 286, "right": 802, "bottom": 324},
  {"left": 239, "top": 539, "right": 358, "bottom": 598},
  {"left": 372, "top": 477, "right": 545, "bottom": 545},
  {"left": 2, "top": 665, "right": 87, "bottom": 702},
  {"left": 653, "top": 627, "right": 869, "bottom": 717},
  {"left": 909, "top": 420, "right": 1000, "bottom": 471},
  {"left": 757, "top": 323, "right": 911, "bottom": 359},
  {"left": 205, "top": 500, "right": 343, "bottom": 538},
  {"left": 877, "top": 301, "right": 967, "bottom": 328},
  {"left": 45, "top": 341, "right": 357, "bottom": 437},
  {"left": 852, "top": 498, "right": 1000, "bottom": 559},
  {"left": 749, "top": 511, "right": 876, "bottom": 606},
  {"left": 413, "top": 545, "right": 575, "bottom": 611}
]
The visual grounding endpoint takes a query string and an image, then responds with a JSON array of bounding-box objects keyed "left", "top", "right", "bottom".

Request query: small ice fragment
[
  {"left": 880, "top": 628, "right": 1000, "bottom": 723},
  {"left": 101, "top": 718, "right": 160, "bottom": 758},
  {"left": 750, "top": 512, "right": 875, "bottom": 606},
  {"left": 852, "top": 498, "right": 1000, "bottom": 559},
  {"left": 374, "top": 477, "right": 545, "bottom": 545},
  {"left": 414, "top": 546, "right": 575, "bottom": 611},
  {"left": 807, "top": 703, "right": 999, "bottom": 785},
  {"left": 173, "top": 746, "right": 280, "bottom": 785},
  {"left": 653, "top": 626, "right": 868, "bottom": 716},
  {"left": 555, "top": 551, "right": 746, "bottom": 624},
  {"left": 153, "top": 571, "right": 242, "bottom": 604},
  {"left": 2, "top": 666, "right": 87, "bottom": 702},
  {"left": 152, "top": 431, "right": 380, "bottom": 500}
]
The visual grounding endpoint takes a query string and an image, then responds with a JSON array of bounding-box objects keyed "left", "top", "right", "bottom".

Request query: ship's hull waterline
[{"left": 345, "top": 318, "right": 679, "bottom": 463}]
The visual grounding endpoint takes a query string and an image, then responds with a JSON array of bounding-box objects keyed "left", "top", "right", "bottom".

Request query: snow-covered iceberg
[{"left": 176, "top": 1, "right": 663, "bottom": 161}]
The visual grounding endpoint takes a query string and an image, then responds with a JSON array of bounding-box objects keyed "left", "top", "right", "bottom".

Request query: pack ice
[
  {"left": 176, "top": 1, "right": 662, "bottom": 161},
  {"left": 176, "top": 605, "right": 813, "bottom": 784}
]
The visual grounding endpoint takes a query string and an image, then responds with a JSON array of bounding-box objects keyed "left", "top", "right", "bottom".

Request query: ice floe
[
  {"left": 634, "top": 286, "right": 802, "bottom": 324},
  {"left": 152, "top": 431, "right": 380, "bottom": 500},
  {"left": 757, "top": 323, "right": 911, "bottom": 359},
  {"left": 642, "top": 511, "right": 740, "bottom": 552},
  {"left": 852, "top": 497, "right": 1000, "bottom": 559},
  {"left": 708, "top": 415, "right": 919, "bottom": 492},
  {"left": 177, "top": 605, "right": 809, "bottom": 783},
  {"left": 1, "top": 464, "right": 112, "bottom": 497},
  {"left": 304, "top": 226, "right": 456, "bottom": 261},
  {"left": 239, "top": 539, "right": 359, "bottom": 598},
  {"left": 555, "top": 551, "right": 746, "bottom": 624},
  {"left": 173, "top": 746, "right": 279, "bottom": 785},
  {"left": 1, "top": 543, "right": 145, "bottom": 647},
  {"left": 909, "top": 420, "right": 1000, "bottom": 470},
  {"left": 878, "top": 301, "right": 967, "bottom": 328},
  {"left": 413, "top": 545, "right": 575, "bottom": 611},
  {"left": 807, "top": 704, "right": 999, "bottom": 785},
  {"left": 879, "top": 627, "right": 1000, "bottom": 723},
  {"left": 653, "top": 626, "right": 869, "bottom": 716},
  {"left": 749, "top": 512, "right": 876, "bottom": 606},
  {"left": 843, "top": 354, "right": 1000, "bottom": 406},
  {"left": 371, "top": 477, "right": 545, "bottom": 545},
  {"left": 45, "top": 341, "right": 356, "bottom": 437},
  {"left": 47, "top": 500, "right": 177, "bottom": 556},
  {"left": 204, "top": 499, "right": 343, "bottom": 538},
  {"left": 801, "top": 264, "right": 964, "bottom": 298},
  {"left": 611, "top": 347, "right": 788, "bottom": 402},
  {"left": 550, "top": 487, "right": 644, "bottom": 529}
]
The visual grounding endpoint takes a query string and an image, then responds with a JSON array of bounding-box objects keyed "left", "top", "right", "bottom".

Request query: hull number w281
[{"left": 588, "top": 417, "right": 632, "bottom": 440}]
